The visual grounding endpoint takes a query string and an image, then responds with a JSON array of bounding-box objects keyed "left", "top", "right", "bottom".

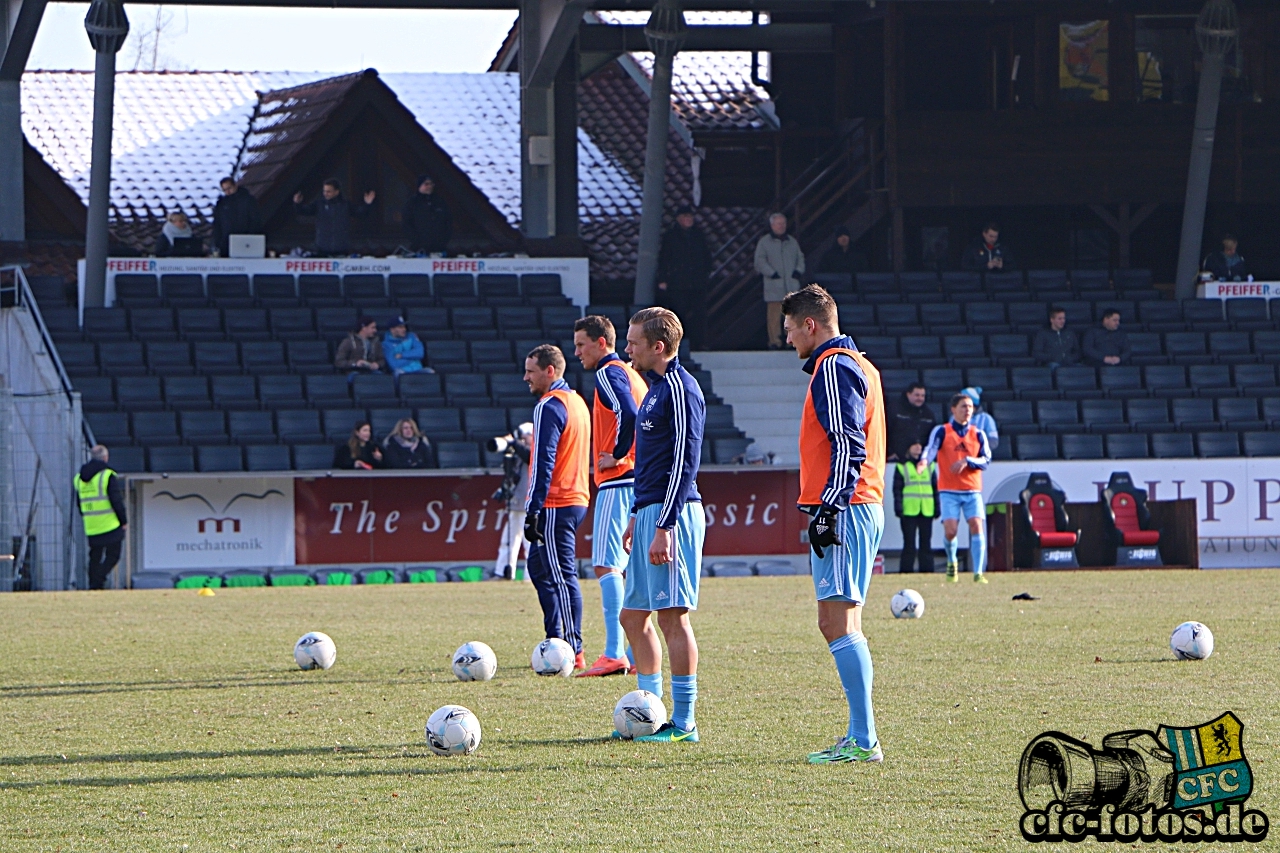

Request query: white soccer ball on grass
[
  {"left": 293, "top": 631, "right": 337, "bottom": 670},
  {"left": 890, "top": 589, "right": 925, "bottom": 619},
  {"left": 613, "top": 690, "right": 667, "bottom": 740},
  {"left": 531, "top": 638, "right": 575, "bottom": 677},
  {"left": 1170, "top": 621, "right": 1214, "bottom": 660},
  {"left": 452, "top": 641, "right": 498, "bottom": 682},
  {"left": 425, "top": 705, "right": 482, "bottom": 756}
]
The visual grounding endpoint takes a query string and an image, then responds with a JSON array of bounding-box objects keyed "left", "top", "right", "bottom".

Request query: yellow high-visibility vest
[
  {"left": 76, "top": 468, "right": 122, "bottom": 537},
  {"left": 895, "top": 462, "right": 936, "bottom": 517}
]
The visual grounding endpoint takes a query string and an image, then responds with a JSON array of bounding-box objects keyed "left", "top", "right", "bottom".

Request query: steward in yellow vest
[
  {"left": 76, "top": 447, "right": 128, "bottom": 589},
  {"left": 892, "top": 443, "right": 938, "bottom": 573}
]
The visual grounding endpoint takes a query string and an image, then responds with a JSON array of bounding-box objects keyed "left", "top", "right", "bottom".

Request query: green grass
[{"left": 2, "top": 570, "right": 1279, "bottom": 851}]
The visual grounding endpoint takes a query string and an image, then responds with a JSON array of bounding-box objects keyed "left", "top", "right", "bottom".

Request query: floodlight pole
[
  {"left": 633, "top": 0, "right": 686, "bottom": 306},
  {"left": 82, "top": 0, "right": 129, "bottom": 310},
  {"left": 1173, "top": 0, "right": 1238, "bottom": 301}
]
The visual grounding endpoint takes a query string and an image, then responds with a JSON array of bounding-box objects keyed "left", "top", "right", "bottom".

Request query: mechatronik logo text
[{"left": 1018, "top": 712, "right": 1268, "bottom": 842}]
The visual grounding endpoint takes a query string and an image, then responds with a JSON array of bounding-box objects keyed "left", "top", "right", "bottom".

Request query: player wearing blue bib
[{"left": 619, "top": 307, "right": 706, "bottom": 743}]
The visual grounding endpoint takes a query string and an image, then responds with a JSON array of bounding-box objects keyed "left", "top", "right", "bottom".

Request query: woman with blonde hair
[{"left": 382, "top": 418, "right": 434, "bottom": 469}]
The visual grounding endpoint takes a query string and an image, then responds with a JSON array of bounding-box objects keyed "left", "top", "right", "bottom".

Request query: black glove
[
  {"left": 808, "top": 505, "right": 842, "bottom": 558},
  {"left": 791, "top": 270, "right": 804, "bottom": 281},
  {"left": 523, "top": 511, "right": 544, "bottom": 545}
]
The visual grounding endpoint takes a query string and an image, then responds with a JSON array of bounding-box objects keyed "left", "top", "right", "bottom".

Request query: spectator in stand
[
  {"left": 656, "top": 205, "right": 713, "bottom": 350},
  {"left": 817, "top": 225, "right": 868, "bottom": 277},
  {"left": 893, "top": 441, "right": 938, "bottom": 574},
  {"left": 960, "top": 387, "right": 999, "bottom": 451},
  {"left": 401, "top": 175, "right": 452, "bottom": 255},
  {"left": 335, "top": 317, "right": 384, "bottom": 375},
  {"left": 292, "top": 178, "right": 375, "bottom": 257},
  {"left": 212, "top": 177, "right": 263, "bottom": 257},
  {"left": 888, "top": 382, "right": 937, "bottom": 461},
  {"left": 754, "top": 212, "right": 805, "bottom": 349},
  {"left": 1202, "top": 233, "right": 1250, "bottom": 282},
  {"left": 153, "top": 211, "right": 204, "bottom": 257},
  {"left": 1032, "top": 306, "right": 1081, "bottom": 370},
  {"left": 1081, "top": 309, "right": 1132, "bottom": 367},
  {"left": 334, "top": 420, "right": 383, "bottom": 470},
  {"left": 960, "top": 222, "right": 1014, "bottom": 273},
  {"left": 382, "top": 418, "right": 435, "bottom": 469},
  {"left": 382, "top": 315, "right": 428, "bottom": 376}
]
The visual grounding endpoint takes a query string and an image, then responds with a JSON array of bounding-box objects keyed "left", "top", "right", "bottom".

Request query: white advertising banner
[
  {"left": 1200, "top": 281, "right": 1279, "bottom": 300},
  {"left": 139, "top": 477, "right": 295, "bottom": 570},
  {"left": 80, "top": 255, "right": 591, "bottom": 308},
  {"left": 879, "top": 458, "right": 1280, "bottom": 569}
]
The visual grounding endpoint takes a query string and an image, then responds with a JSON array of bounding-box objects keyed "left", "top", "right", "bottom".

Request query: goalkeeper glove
[
  {"left": 524, "top": 511, "right": 544, "bottom": 545},
  {"left": 808, "top": 505, "right": 843, "bottom": 558}
]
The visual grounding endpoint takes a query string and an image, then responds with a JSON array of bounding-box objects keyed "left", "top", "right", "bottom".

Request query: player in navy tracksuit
[{"left": 620, "top": 307, "right": 707, "bottom": 743}]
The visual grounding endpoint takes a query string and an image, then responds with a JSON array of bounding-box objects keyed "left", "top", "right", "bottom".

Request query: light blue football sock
[
  {"left": 637, "top": 670, "right": 662, "bottom": 700},
  {"left": 670, "top": 674, "right": 698, "bottom": 732},
  {"left": 971, "top": 530, "right": 987, "bottom": 575},
  {"left": 944, "top": 537, "right": 959, "bottom": 565},
  {"left": 598, "top": 571, "right": 626, "bottom": 659},
  {"left": 829, "top": 632, "right": 877, "bottom": 749}
]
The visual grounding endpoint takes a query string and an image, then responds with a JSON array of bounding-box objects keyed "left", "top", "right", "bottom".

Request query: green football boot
[
  {"left": 807, "top": 737, "right": 884, "bottom": 764},
  {"left": 634, "top": 722, "right": 699, "bottom": 743},
  {"left": 973, "top": 572, "right": 988, "bottom": 584},
  {"left": 945, "top": 561, "right": 959, "bottom": 582}
]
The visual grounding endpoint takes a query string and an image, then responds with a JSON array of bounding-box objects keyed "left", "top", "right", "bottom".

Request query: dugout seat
[
  {"left": 1101, "top": 472, "right": 1162, "bottom": 566},
  {"left": 1019, "top": 472, "right": 1079, "bottom": 568}
]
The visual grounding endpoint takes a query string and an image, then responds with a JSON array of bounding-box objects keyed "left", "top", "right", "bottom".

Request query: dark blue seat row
[{"left": 1009, "top": 430, "right": 1280, "bottom": 461}]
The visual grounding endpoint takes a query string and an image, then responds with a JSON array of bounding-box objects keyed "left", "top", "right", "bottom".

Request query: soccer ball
[
  {"left": 1170, "top": 621, "right": 1214, "bottom": 660},
  {"left": 425, "top": 705, "right": 482, "bottom": 756},
  {"left": 294, "top": 631, "right": 337, "bottom": 670},
  {"left": 531, "top": 638, "right": 575, "bottom": 677},
  {"left": 452, "top": 641, "right": 498, "bottom": 682},
  {"left": 613, "top": 690, "right": 667, "bottom": 740},
  {"left": 891, "top": 589, "right": 925, "bottom": 619}
]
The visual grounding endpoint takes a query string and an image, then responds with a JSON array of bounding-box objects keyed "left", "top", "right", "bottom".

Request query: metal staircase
[{"left": 705, "top": 119, "right": 887, "bottom": 350}]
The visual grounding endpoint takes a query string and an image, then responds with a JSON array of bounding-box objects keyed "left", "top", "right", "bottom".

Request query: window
[
  {"left": 1136, "top": 15, "right": 1253, "bottom": 104},
  {"left": 1059, "top": 21, "right": 1109, "bottom": 102}
]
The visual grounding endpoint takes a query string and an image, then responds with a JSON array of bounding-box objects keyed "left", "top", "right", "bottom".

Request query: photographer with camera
[{"left": 491, "top": 423, "right": 533, "bottom": 580}]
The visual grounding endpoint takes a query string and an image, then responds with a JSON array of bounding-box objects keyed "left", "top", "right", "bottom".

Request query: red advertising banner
[{"left": 294, "top": 469, "right": 806, "bottom": 564}]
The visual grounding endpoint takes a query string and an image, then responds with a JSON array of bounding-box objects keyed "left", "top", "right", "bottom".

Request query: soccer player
[
  {"left": 523, "top": 344, "right": 592, "bottom": 670},
  {"left": 619, "top": 308, "right": 706, "bottom": 743},
  {"left": 572, "top": 316, "right": 648, "bottom": 678},
  {"left": 920, "top": 393, "right": 992, "bottom": 583},
  {"left": 781, "top": 284, "right": 886, "bottom": 765}
]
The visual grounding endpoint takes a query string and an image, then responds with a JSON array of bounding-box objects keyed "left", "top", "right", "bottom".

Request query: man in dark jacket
[
  {"left": 292, "top": 178, "right": 375, "bottom": 256},
  {"left": 656, "top": 205, "right": 713, "bottom": 350},
  {"left": 1032, "top": 306, "right": 1081, "bottom": 369},
  {"left": 817, "top": 225, "right": 868, "bottom": 276},
  {"left": 888, "top": 383, "right": 937, "bottom": 461},
  {"left": 401, "top": 175, "right": 452, "bottom": 255},
  {"left": 212, "top": 177, "right": 263, "bottom": 257},
  {"left": 1081, "top": 309, "right": 1132, "bottom": 366},
  {"left": 961, "top": 222, "right": 1015, "bottom": 272},
  {"left": 1202, "top": 233, "right": 1249, "bottom": 282},
  {"left": 75, "top": 445, "right": 127, "bottom": 590}
]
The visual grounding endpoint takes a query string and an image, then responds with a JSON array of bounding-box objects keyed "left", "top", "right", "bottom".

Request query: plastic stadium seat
[
  {"left": 196, "top": 445, "right": 243, "bottom": 472},
  {"left": 304, "top": 375, "right": 351, "bottom": 406},
  {"left": 1020, "top": 472, "right": 1080, "bottom": 549},
  {"left": 965, "top": 302, "right": 1008, "bottom": 331},
  {"left": 920, "top": 367, "right": 962, "bottom": 395},
  {"left": 164, "top": 376, "right": 211, "bottom": 409},
  {"left": 1015, "top": 434, "right": 1059, "bottom": 459},
  {"left": 270, "top": 308, "right": 316, "bottom": 340},
  {"left": 1172, "top": 398, "right": 1218, "bottom": 431},
  {"left": 1256, "top": 331, "right": 1280, "bottom": 363},
  {"left": 148, "top": 446, "right": 195, "bottom": 472},
  {"left": 180, "top": 410, "right": 228, "bottom": 444},
  {"left": 207, "top": 376, "right": 256, "bottom": 412},
  {"left": 434, "top": 274, "right": 476, "bottom": 300},
  {"left": 228, "top": 410, "right": 275, "bottom": 444},
  {"left": 472, "top": 339, "right": 515, "bottom": 369},
  {"left": 1105, "top": 433, "right": 1149, "bottom": 458},
  {"left": 1081, "top": 399, "right": 1127, "bottom": 433},
  {"left": 900, "top": 271, "right": 940, "bottom": 293},
  {"left": 436, "top": 441, "right": 481, "bottom": 468},
  {"left": 1028, "top": 270, "right": 1069, "bottom": 291},
  {"left": 398, "top": 372, "right": 445, "bottom": 405},
  {"left": 351, "top": 374, "right": 396, "bottom": 406},
  {"left": 1061, "top": 433, "right": 1104, "bottom": 459},
  {"left": 257, "top": 374, "right": 305, "bottom": 407},
  {"left": 836, "top": 302, "right": 875, "bottom": 328},
  {"left": 389, "top": 274, "right": 432, "bottom": 303},
  {"left": 444, "top": 373, "right": 489, "bottom": 406},
  {"left": 1007, "top": 302, "right": 1049, "bottom": 329},
  {"left": 900, "top": 336, "right": 946, "bottom": 367},
  {"left": 1036, "top": 400, "right": 1081, "bottom": 433},
  {"left": 416, "top": 408, "right": 465, "bottom": 442},
  {"left": 813, "top": 272, "right": 853, "bottom": 294},
  {"left": 541, "top": 306, "right": 582, "bottom": 334},
  {"left": 857, "top": 336, "right": 898, "bottom": 362},
  {"left": 1102, "top": 472, "right": 1161, "bottom": 547},
  {"left": 84, "top": 308, "right": 130, "bottom": 341},
  {"left": 1243, "top": 431, "right": 1280, "bottom": 457},
  {"left": 1181, "top": 299, "right": 1228, "bottom": 330},
  {"left": 1196, "top": 432, "right": 1240, "bottom": 458},
  {"left": 299, "top": 274, "right": 342, "bottom": 304},
  {"left": 275, "top": 409, "right": 324, "bottom": 445},
  {"left": 254, "top": 274, "right": 298, "bottom": 305},
  {"left": 491, "top": 374, "right": 534, "bottom": 405},
  {"left": 522, "top": 274, "right": 564, "bottom": 302},
  {"left": 991, "top": 400, "right": 1035, "bottom": 432},
  {"left": 463, "top": 407, "right": 508, "bottom": 439},
  {"left": 129, "top": 307, "right": 176, "bottom": 340},
  {"left": 286, "top": 340, "right": 331, "bottom": 371},
  {"left": 107, "top": 445, "right": 147, "bottom": 472},
  {"left": 496, "top": 306, "right": 541, "bottom": 335},
  {"left": 1208, "top": 331, "right": 1255, "bottom": 364},
  {"left": 713, "top": 437, "right": 752, "bottom": 463},
  {"left": 132, "top": 411, "right": 180, "bottom": 445},
  {"left": 223, "top": 308, "right": 271, "bottom": 339},
  {"left": 983, "top": 271, "right": 1023, "bottom": 293},
  {"left": 877, "top": 303, "right": 919, "bottom": 329},
  {"left": 161, "top": 274, "right": 205, "bottom": 305},
  {"left": 1150, "top": 433, "right": 1194, "bottom": 457},
  {"left": 1217, "top": 398, "right": 1265, "bottom": 431},
  {"left": 478, "top": 274, "right": 520, "bottom": 300},
  {"left": 315, "top": 307, "right": 357, "bottom": 338},
  {"left": 876, "top": 369, "right": 917, "bottom": 400},
  {"left": 450, "top": 306, "right": 496, "bottom": 333},
  {"left": 370, "top": 407, "right": 412, "bottom": 437},
  {"left": 1226, "top": 298, "right": 1271, "bottom": 330},
  {"left": 1125, "top": 398, "right": 1171, "bottom": 431},
  {"left": 245, "top": 445, "right": 292, "bottom": 471},
  {"left": 208, "top": 274, "right": 251, "bottom": 302},
  {"left": 989, "top": 334, "right": 1034, "bottom": 366},
  {"left": 1188, "top": 364, "right": 1235, "bottom": 397},
  {"left": 1099, "top": 366, "right": 1146, "bottom": 398},
  {"left": 116, "top": 376, "right": 165, "bottom": 411},
  {"left": 1125, "top": 332, "right": 1166, "bottom": 365},
  {"left": 145, "top": 341, "right": 193, "bottom": 374},
  {"left": 1143, "top": 365, "right": 1187, "bottom": 398},
  {"left": 291, "top": 445, "right": 334, "bottom": 470},
  {"left": 1053, "top": 366, "right": 1097, "bottom": 398},
  {"left": 1262, "top": 398, "right": 1280, "bottom": 426},
  {"left": 193, "top": 341, "right": 241, "bottom": 374},
  {"left": 58, "top": 342, "right": 98, "bottom": 376},
  {"left": 943, "top": 335, "right": 989, "bottom": 367},
  {"left": 344, "top": 274, "right": 388, "bottom": 305},
  {"left": 428, "top": 340, "right": 470, "bottom": 368},
  {"left": 1235, "top": 363, "right": 1277, "bottom": 395},
  {"left": 1011, "top": 366, "right": 1057, "bottom": 400},
  {"left": 1138, "top": 300, "right": 1184, "bottom": 331},
  {"left": 322, "top": 408, "right": 365, "bottom": 442},
  {"left": 114, "top": 274, "right": 159, "bottom": 303},
  {"left": 87, "top": 411, "right": 131, "bottom": 444}
]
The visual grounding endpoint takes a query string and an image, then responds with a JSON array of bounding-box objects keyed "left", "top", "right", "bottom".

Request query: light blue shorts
[
  {"left": 811, "top": 502, "right": 884, "bottom": 605},
  {"left": 592, "top": 484, "right": 633, "bottom": 571},
  {"left": 939, "top": 490, "right": 985, "bottom": 522},
  {"left": 623, "top": 502, "right": 705, "bottom": 612}
]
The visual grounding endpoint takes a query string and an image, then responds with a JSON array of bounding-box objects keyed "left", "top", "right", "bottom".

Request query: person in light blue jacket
[
  {"left": 960, "top": 386, "right": 999, "bottom": 451},
  {"left": 383, "top": 315, "right": 429, "bottom": 376}
]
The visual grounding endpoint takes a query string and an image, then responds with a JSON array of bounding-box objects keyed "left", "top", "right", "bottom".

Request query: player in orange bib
[{"left": 920, "top": 393, "right": 992, "bottom": 583}]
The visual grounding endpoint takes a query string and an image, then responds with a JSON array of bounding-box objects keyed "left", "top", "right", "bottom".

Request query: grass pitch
[{"left": 2, "top": 569, "right": 1279, "bottom": 852}]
